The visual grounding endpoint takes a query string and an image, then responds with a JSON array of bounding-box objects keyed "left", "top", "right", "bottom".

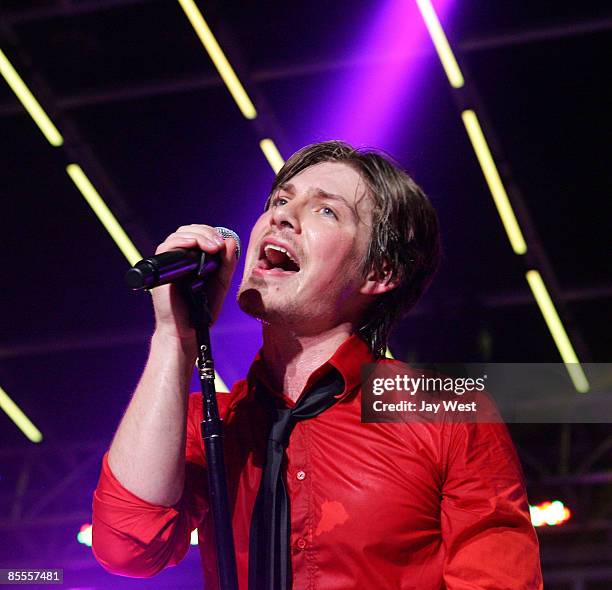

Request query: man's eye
[
  {"left": 321, "top": 206, "right": 338, "bottom": 219},
  {"left": 272, "top": 196, "right": 288, "bottom": 207}
]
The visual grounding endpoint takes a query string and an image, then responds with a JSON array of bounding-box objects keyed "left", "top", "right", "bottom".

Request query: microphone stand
[{"left": 181, "top": 275, "right": 238, "bottom": 590}]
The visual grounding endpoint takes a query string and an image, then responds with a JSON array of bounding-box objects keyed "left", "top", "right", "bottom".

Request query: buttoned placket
[{"left": 286, "top": 419, "right": 316, "bottom": 589}]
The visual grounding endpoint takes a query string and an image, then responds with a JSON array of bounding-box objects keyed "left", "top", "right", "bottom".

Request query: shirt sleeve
[
  {"left": 92, "top": 392, "right": 208, "bottom": 577},
  {"left": 440, "top": 420, "right": 543, "bottom": 589}
]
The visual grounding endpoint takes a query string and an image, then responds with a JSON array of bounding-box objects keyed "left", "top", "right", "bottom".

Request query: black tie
[{"left": 248, "top": 368, "right": 345, "bottom": 590}]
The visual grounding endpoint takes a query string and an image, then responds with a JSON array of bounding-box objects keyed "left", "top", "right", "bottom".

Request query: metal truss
[
  {"left": 0, "top": 18, "right": 156, "bottom": 256},
  {"left": 0, "top": 441, "right": 108, "bottom": 565},
  {"left": 0, "top": 8, "right": 611, "bottom": 116}
]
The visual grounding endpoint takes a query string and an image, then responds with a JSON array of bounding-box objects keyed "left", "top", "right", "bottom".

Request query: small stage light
[
  {"left": 77, "top": 523, "right": 93, "bottom": 547},
  {"left": 529, "top": 500, "right": 572, "bottom": 527}
]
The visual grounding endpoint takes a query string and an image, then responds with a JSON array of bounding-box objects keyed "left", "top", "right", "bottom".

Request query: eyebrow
[{"left": 278, "top": 182, "right": 358, "bottom": 220}]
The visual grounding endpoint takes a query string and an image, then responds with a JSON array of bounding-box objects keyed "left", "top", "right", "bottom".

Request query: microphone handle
[{"left": 125, "top": 249, "right": 220, "bottom": 290}]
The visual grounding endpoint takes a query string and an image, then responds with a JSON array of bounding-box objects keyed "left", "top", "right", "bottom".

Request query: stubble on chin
[{"left": 237, "top": 279, "right": 304, "bottom": 327}]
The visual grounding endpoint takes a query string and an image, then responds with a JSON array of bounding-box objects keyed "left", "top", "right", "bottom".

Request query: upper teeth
[{"left": 264, "top": 244, "right": 297, "bottom": 263}]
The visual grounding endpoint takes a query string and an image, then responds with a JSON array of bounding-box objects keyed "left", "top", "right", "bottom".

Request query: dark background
[{"left": 0, "top": 1, "right": 610, "bottom": 588}]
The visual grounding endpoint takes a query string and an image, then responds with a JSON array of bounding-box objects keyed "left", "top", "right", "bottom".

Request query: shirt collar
[{"left": 245, "top": 333, "right": 375, "bottom": 406}]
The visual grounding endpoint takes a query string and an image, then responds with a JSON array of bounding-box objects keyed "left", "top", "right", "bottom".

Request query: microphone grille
[{"left": 215, "top": 226, "right": 241, "bottom": 260}]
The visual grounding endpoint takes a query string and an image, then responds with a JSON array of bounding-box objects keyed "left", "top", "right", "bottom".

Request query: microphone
[{"left": 125, "top": 226, "right": 241, "bottom": 290}]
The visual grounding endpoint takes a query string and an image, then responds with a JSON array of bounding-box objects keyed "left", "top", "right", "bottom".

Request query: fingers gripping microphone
[{"left": 125, "top": 226, "right": 241, "bottom": 290}]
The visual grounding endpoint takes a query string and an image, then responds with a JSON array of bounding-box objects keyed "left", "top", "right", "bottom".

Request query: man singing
[{"left": 92, "top": 141, "right": 543, "bottom": 589}]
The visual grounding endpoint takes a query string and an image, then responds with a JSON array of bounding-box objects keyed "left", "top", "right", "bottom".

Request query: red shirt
[{"left": 92, "top": 334, "right": 543, "bottom": 589}]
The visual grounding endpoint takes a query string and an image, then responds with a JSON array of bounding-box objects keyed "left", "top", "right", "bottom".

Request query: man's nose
[{"left": 271, "top": 198, "right": 301, "bottom": 232}]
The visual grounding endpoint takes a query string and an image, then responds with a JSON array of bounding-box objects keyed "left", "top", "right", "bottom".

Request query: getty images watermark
[
  {"left": 370, "top": 372, "right": 486, "bottom": 414},
  {"left": 361, "top": 361, "right": 612, "bottom": 424}
]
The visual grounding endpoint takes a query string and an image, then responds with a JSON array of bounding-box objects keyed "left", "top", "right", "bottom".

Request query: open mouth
[{"left": 255, "top": 242, "right": 301, "bottom": 275}]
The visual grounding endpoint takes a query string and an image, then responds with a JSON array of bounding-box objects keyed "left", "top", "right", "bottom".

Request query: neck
[{"left": 260, "top": 322, "right": 354, "bottom": 402}]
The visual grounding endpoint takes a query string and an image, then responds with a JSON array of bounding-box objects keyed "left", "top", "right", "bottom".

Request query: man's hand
[
  {"left": 151, "top": 224, "right": 239, "bottom": 341},
  {"left": 107, "top": 223, "right": 238, "bottom": 506}
]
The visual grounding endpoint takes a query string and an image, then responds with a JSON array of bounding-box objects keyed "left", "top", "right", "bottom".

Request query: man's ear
[{"left": 358, "top": 261, "right": 400, "bottom": 296}]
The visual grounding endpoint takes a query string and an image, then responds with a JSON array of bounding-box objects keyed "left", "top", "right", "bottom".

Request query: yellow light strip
[
  {"left": 415, "top": 0, "right": 464, "bottom": 89},
  {"left": 0, "top": 48, "right": 64, "bottom": 146},
  {"left": 1, "top": 44, "right": 231, "bottom": 398},
  {"left": 0, "top": 385, "right": 43, "bottom": 443},
  {"left": 461, "top": 110, "right": 528, "bottom": 255},
  {"left": 259, "top": 138, "right": 285, "bottom": 173},
  {"left": 526, "top": 270, "right": 590, "bottom": 393},
  {"left": 66, "top": 164, "right": 142, "bottom": 265},
  {"left": 177, "top": 0, "right": 257, "bottom": 120}
]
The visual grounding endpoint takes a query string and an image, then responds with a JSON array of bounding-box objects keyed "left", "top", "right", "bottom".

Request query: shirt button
[
  {"left": 296, "top": 470, "right": 306, "bottom": 481},
  {"left": 296, "top": 538, "right": 307, "bottom": 550}
]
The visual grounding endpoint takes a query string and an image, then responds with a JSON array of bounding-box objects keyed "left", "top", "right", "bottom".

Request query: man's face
[{"left": 237, "top": 161, "right": 375, "bottom": 334}]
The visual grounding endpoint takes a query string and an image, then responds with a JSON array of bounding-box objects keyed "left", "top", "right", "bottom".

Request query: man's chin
[{"left": 237, "top": 288, "right": 301, "bottom": 327}]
